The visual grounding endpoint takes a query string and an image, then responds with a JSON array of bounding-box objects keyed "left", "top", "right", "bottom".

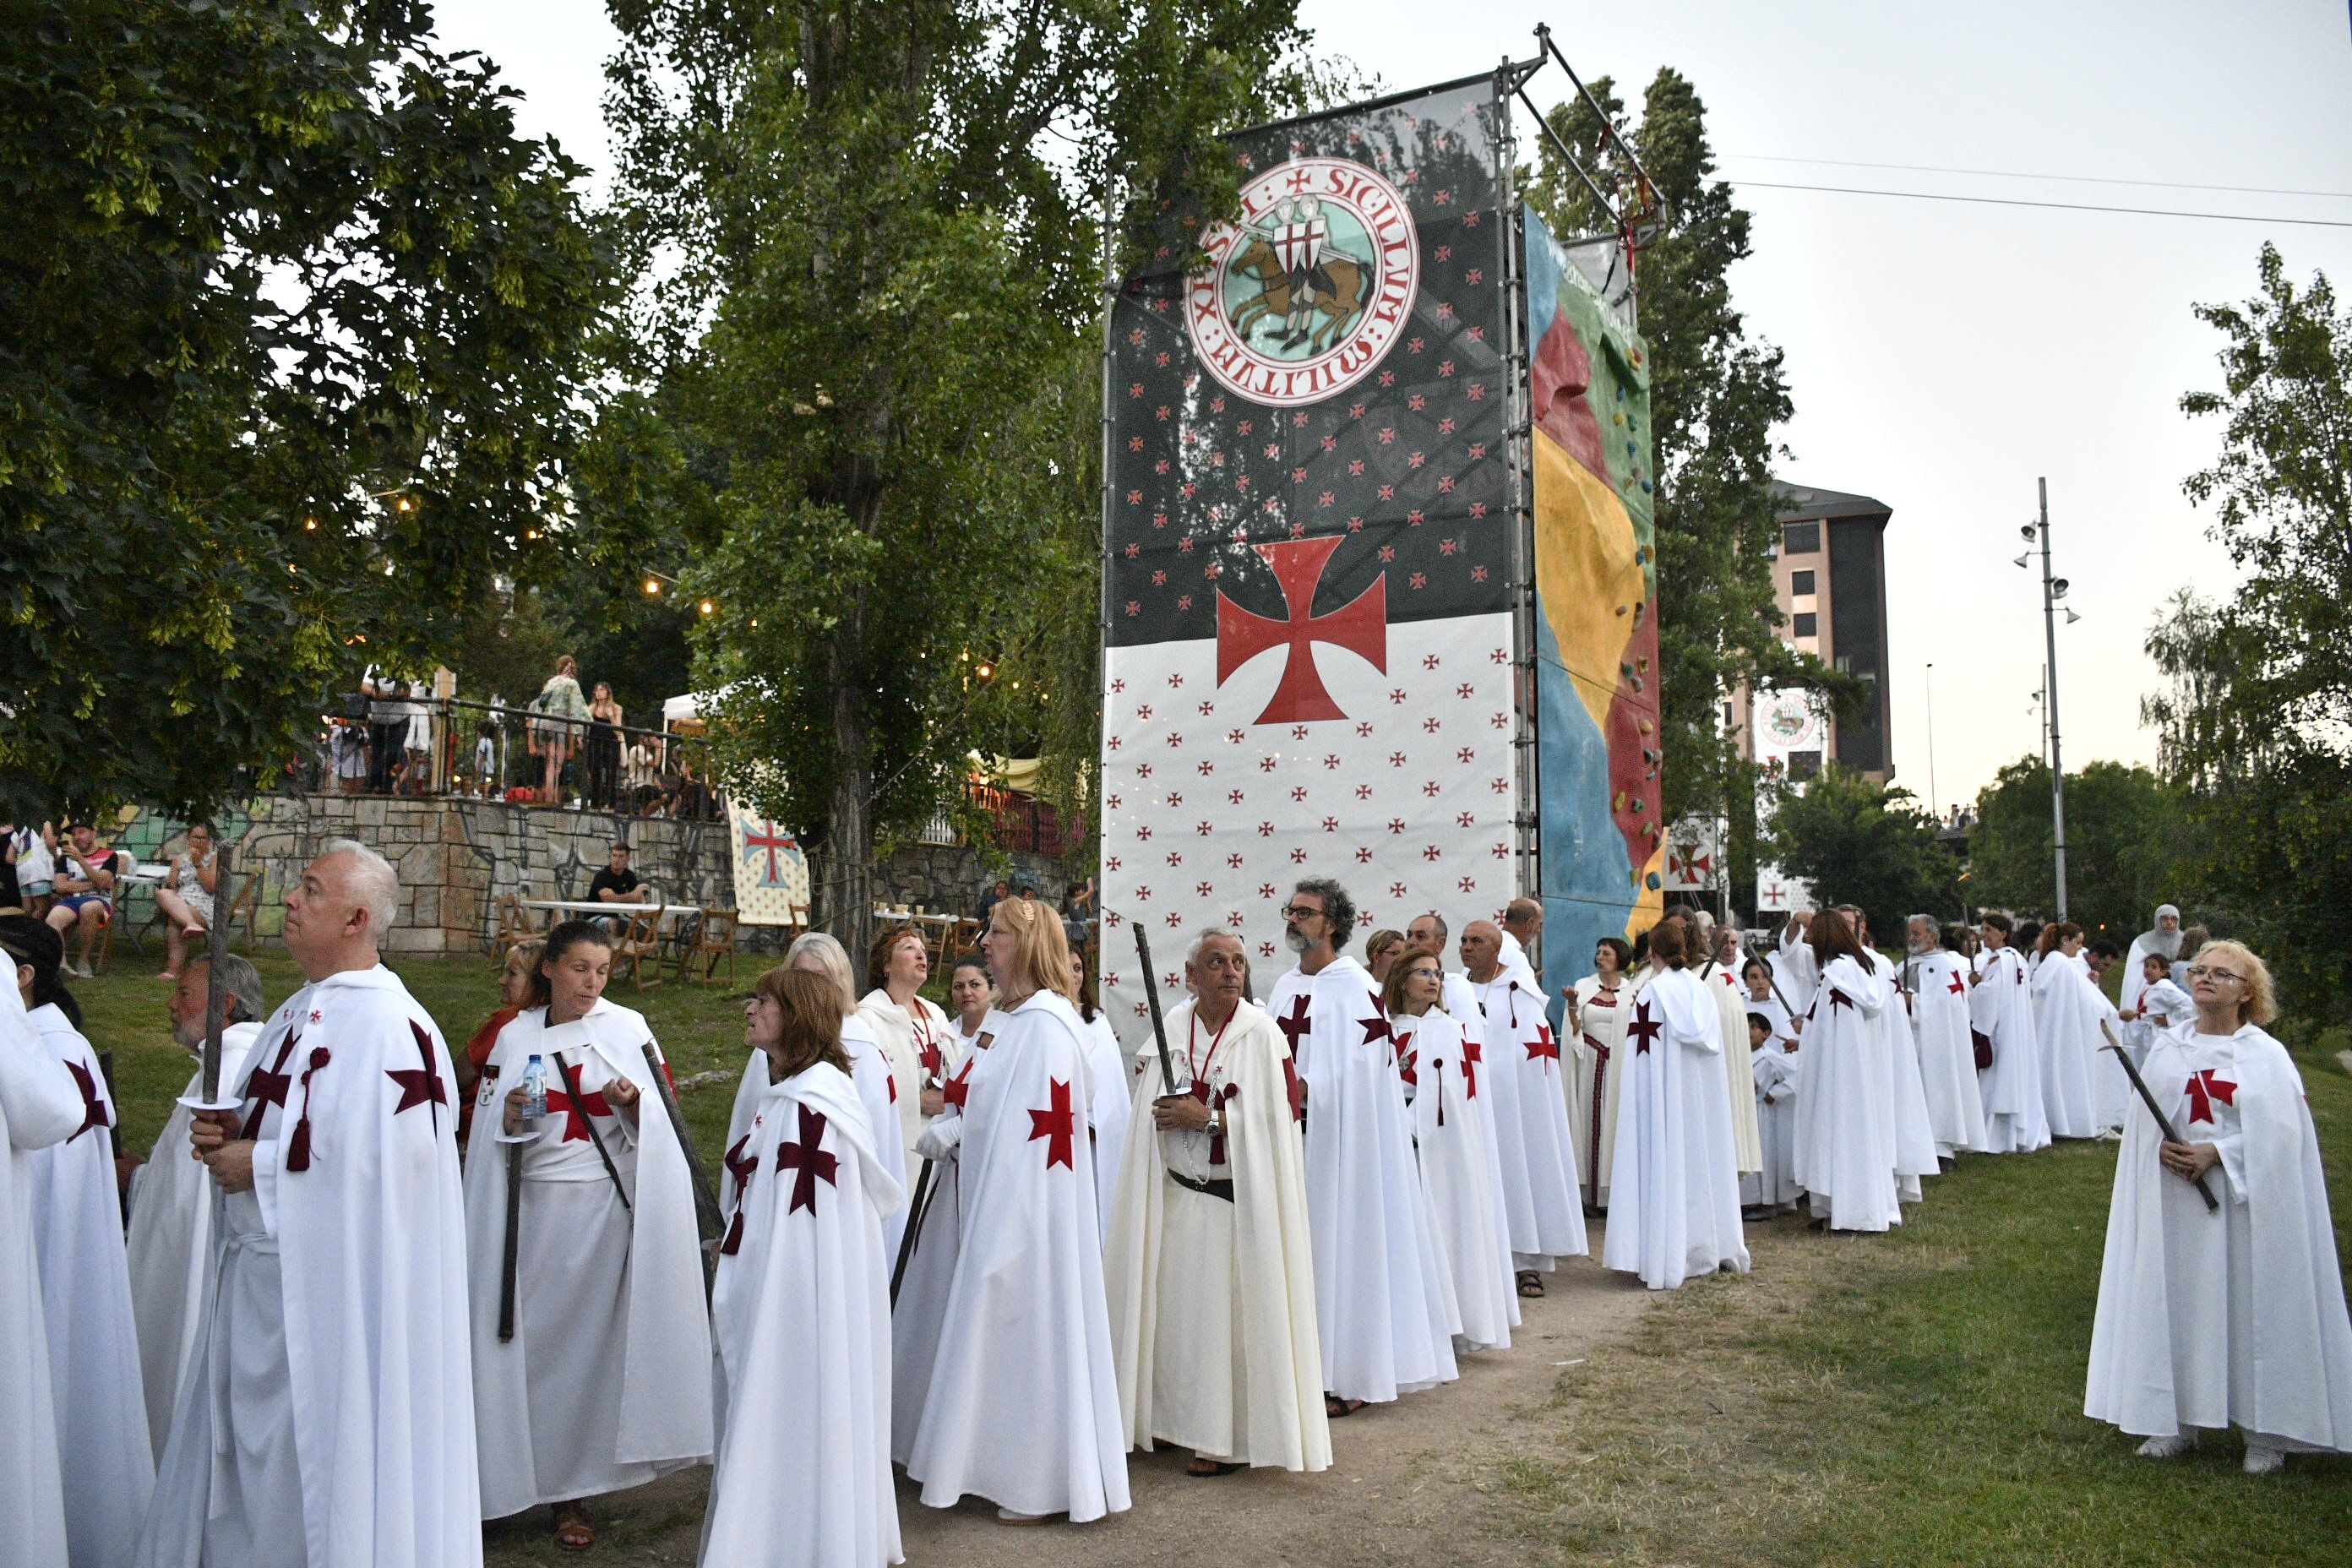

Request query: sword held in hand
[
  {"left": 1133, "top": 920, "right": 1179, "bottom": 1100},
  {"left": 199, "top": 844, "right": 234, "bottom": 1102},
  {"left": 2099, "top": 1019, "right": 2220, "bottom": 1213}
]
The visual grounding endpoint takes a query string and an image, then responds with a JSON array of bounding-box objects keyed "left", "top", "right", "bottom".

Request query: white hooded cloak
[
  {"left": 1600, "top": 967, "right": 1749, "bottom": 1289},
  {"left": 0, "top": 978, "right": 79, "bottom": 1568}
]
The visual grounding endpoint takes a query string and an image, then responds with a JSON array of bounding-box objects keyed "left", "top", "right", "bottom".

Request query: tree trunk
[{"left": 824, "top": 591, "right": 878, "bottom": 967}]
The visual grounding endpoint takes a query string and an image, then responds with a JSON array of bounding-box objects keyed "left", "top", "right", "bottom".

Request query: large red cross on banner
[
  {"left": 742, "top": 819, "right": 797, "bottom": 885},
  {"left": 1215, "top": 536, "right": 1386, "bottom": 725}
]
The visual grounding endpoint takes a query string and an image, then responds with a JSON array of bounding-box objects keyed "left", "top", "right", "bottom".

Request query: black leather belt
[{"left": 1168, "top": 1170, "right": 1235, "bottom": 1203}]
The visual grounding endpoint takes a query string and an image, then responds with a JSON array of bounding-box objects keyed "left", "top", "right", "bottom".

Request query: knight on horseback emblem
[{"left": 1184, "top": 157, "right": 1419, "bottom": 407}]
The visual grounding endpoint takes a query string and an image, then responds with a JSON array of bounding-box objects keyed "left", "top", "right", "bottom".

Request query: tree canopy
[
  {"left": 1759, "top": 764, "right": 1957, "bottom": 939},
  {"left": 1963, "top": 756, "right": 2186, "bottom": 940},
  {"left": 0, "top": 0, "right": 614, "bottom": 818}
]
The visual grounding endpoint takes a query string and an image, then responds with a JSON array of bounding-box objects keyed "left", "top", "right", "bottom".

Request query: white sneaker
[
  {"left": 70, "top": 961, "right": 94, "bottom": 979},
  {"left": 2137, "top": 1435, "right": 2196, "bottom": 1459},
  {"left": 2244, "top": 1443, "right": 2285, "bottom": 1475}
]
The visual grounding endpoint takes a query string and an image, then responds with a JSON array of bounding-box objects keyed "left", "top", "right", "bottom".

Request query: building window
[
  {"left": 1783, "top": 520, "right": 1821, "bottom": 555},
  {"left": 1790, "top": 569, "right": 1816, "bottom": 596},
  {"left": 1788, "top": 749, "right": 1822, "bottom": 783},
  {"left": 1793, "top": 612, "right": 1817, "bottom": 638}
]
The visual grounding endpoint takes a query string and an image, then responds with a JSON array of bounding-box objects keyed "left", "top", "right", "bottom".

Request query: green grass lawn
[
  {"left": 1496, "top": 1031, "right": 2352, "bottom": 1566},
  {"left": 76, "top": 948, "right": 763, "bottom": 1181}
]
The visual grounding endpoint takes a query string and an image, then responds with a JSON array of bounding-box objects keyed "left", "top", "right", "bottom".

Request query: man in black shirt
[{"left": 587, "top": 842, "right": 645, "bottom": 936}]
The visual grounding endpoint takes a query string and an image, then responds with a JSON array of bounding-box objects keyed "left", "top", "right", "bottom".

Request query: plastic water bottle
[{"left": 520, "top": 1054, "right": 548, "bottom": 1122}]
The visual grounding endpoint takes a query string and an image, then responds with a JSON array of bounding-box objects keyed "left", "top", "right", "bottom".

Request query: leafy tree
[
  {"left": 1963, "top": 756, "right": 2186, "bottom": 939},
  {"left": 1759, "top": 765, "right": 1958, "bottom": 939},
  {"left": 602, "top": 0, "right": 1336, "bottom": 950},
  {"left": 1521, "top": 70, "right": 1845, "bottom": 838},
  {"left": 0, "top": 0, "right": 613, "bottom": 818}
]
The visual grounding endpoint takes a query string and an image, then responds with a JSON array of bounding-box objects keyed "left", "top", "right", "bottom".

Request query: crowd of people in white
[{"left": 0, "top": 849, "right": 2345, "bottom": 1568}]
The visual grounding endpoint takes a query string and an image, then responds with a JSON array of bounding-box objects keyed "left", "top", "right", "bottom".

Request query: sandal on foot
[
  {"left": 1187, "top": 1458, "right": 1244, "bottom": 1477},
  {"left": 1516, "top": 1270, "right": 1545, "bottom": 1298},
  {"left": 552, "top": 1505, "right": 594, "bottom": 1551}
]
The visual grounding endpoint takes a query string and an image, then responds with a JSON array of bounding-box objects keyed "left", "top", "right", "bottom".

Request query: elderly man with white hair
[{"left": 144, "top": 840, "right": 481, "bottom": 1568}]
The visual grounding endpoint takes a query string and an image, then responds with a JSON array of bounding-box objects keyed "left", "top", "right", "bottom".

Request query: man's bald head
[
  {"left": 1460, "top": 919, "right": 1503, "bottom": 979},
  {"left": 1503, "top": 897, "right": 1543, "bottom": 937}
]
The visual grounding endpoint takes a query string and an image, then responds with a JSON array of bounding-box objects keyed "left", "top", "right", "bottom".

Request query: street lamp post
[
  {"left": 1924, "top": 661, "right": 1938, "bottom": 820},
  {"left": 2024, "top": 478, "right": 2069, "bottom": 919}
]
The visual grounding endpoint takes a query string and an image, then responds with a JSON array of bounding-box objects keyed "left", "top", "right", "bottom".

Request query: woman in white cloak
[
  {"left": 6, "top": 915, "right": 152, "bottom": 1568},
  {"left": 1072, "top": 949, "right": 1132, "bottom": 1246},
  {"left": 465, "top": 920, "right": 713, "bottom": 1550},
  {"left": 2085, "top": 941, "right": 2352, "bottom": 1473},
  {"left": 1563, "top": 935, "right": 1636, "bottom": 1207},
  {"left": 706, "top": 966, "right": 903, "bottom": 1565},
  {"left": 1600, "top": 919, "right": 1749, "bottom": 1290},
  {"left": 1790, "top": 912, "right": 1903, "bottom": 1233},
  {"left": 2028, "top": 923, "right": 2099, "bottom": 1139},
  {"left": 857, "top": 924, "right": 957, "bottom": 1163},
  {"left": 1388, "top": 949, "right": 1513, "bottom": 1352}
]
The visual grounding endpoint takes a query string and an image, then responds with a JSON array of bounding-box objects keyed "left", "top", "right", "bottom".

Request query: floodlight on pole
[
  {"left": 2013, "top": 553, "right": 2030, "bottom": 569},
  {"left": 2030, "top": 481, "right": 2070, "bottom": 920}
]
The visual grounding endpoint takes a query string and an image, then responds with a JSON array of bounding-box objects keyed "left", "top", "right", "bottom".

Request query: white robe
[
  {"left": 140, "top": 965, "right": 481, "bottom": 1568},
  {"left": 1467, "top": 971, "right": 1588, "bottom": 1271},
  {"left": 2119, "top": 909, "right": 2184, "bottom": 1016},
  {"left": 1741, "top": 1042, "right": 1801, "bottom": 1211},
  {"left": 1696, "top": 960, "right": 1764, "bottom": 1174},
  {"left": 1771, "top": 923, "right": 1820, "bottom": 1016},
  {"left": 856, "top": 988, "right": 956, "bottom": 1160},
  {"left": 1398, "top": 1008, "right": 1516, "bottom": 1351},
  {"left": 127, "top": 1024, "right": 259, "bottom": 1463},
  {"left": 903, "top": 990, "right": 1130, "bottom": 1521},
  {"left": 1902, "top": 952, "right": 1986, "bottom": 1157},
  {"left": 461, "top": 1001, "right": 713, "bottom": 1517},
  {"left": 1860, "top": 951, "right": 1942, "bottom": 1198},
  {"left": 2085, "top": 1024, "right": 2352, "bottom": 1451},
  {"left": 1, "top": 982, "right": 80, "bottom": 1568},
  {"left": 1440, "top": 975, "right": 1519, "bottom": 1335},
  {"left": 1601, "top": 968, "right": 1749, "bottom": 1289},
  {"left": 1266, "top": 957, "right": 1458, "bottom": 1404},
  {"left": 1105, "top": 999, "right": 1328, "bottom": 1470},
  {"left": 729, "top": 1013, "right": 907, "bottom": 1258},
  {"left": 706, "top": 1062, "right": 903, "bottom": 1565},
  {"left": 1791, "top": 955, "right": 1903, "bottom": 1232},
  {"left": 1567, "top": 973, "right": 1632, "bottom": 1204},
  {"left": 2031, "top": 950, "right": 2101, "bottom": 1139},
  {"left": 1081, "top": 1010, "right": 1132, "bottom": 1246},
  {"left": 1970, "top": 946, "right": 2050, "bottom": 1155},
  {"left": 25, "top": 1002, "right": 155, "bottom": 1568}
]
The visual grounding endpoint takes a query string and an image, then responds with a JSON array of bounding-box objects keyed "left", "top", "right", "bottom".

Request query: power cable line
[
  {"left": 1721, "top": 152, "right": 2352, "bottom": 204},
  {"left": 1718, "top": 177, "right": 2352, "bottom": 230}
]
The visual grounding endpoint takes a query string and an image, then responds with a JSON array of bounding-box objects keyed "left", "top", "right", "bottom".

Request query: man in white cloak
[
  {"left": 1690, "top": 930, "right": 1764, "bottom": 1179},
  {"left": 1264, "top": 878, "right": 1457, "bottom": 1416},
  {"left": 2085, "top": 940, "right": 2352, "bottom": 1473},
  {"left": 1969, "top": 912, "right": 2050, "bottom": 1156},
  {"left": 1902, "top": 917, "right": 1986, "bottom": 1158},
  {"left": 902, "top": 896, "right": 1130, "bottom": 1523},
  {"left": 1105, "top": 929, "right": 1330, "bottom": 1474},
  {"left": 705, "top": 967, "right": 903, "bottom": 1563},
  {"left": 1770, "top": 910, "right": 1821, "bottom": 1017},
  {"left": 143, "top": 841, "right": 481, "bottom": 1568},
  {"left": 128, "top": 958, "right": 264, "bottom": 1461},
  {"left": 1461, "top": 920, "right": 1587, "bottom": 1295},
  {"left": 7, "top": 913, "right": 154, "bottom": 1566},
  {"left": 1601, "top": 919, "right": 1748, "bottom": 1289},
  {"left": 2120, "top": 904, "right": 2185, "bottom": 1016},
  {"left": 461, "top": 933, "right": 713, "bottom": 1537},
  {"left": 1839, "top": 906, "right": 1941, "bottom": 1202},
  {"left": 0, "top": 929, "right": 85, "bottom": 1568},
  {"left": 1788, "top": 912, "right": 1903, "bottom": 1233},
  {"left": 1565, "top": 938, "right": 1637, "bottom": 1208}
]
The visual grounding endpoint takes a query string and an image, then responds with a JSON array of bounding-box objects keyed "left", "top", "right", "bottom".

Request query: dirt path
[{"left": 486, "top": 1244, "right": 1657, "bottom": 1565}]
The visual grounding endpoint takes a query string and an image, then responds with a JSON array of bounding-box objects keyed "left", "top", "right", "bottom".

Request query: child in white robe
[{"left": 1741, "top": 1012, "right": 1801, "bottom": 1217}]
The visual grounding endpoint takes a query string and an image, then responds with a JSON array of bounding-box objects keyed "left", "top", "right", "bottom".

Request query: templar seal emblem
[{"left": 1184, "top": 157, "right": 1419, "bottom": 408}]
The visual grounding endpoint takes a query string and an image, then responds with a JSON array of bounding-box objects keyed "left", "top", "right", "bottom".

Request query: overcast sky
[{"left": 433, "top": 0, "right": 2352, "bottom": 817}]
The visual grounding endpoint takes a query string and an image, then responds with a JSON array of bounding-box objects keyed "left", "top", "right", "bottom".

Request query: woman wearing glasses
[{"left": 2084, "top": 940, "right": 2352, "bottom": 1473}]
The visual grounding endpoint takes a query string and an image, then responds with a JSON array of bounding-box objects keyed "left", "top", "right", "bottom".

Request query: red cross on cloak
[
  {"left": 1277, "top": 994, "right": 1312, "bottom": 1054},
  {"left": 1391, "top": 1026, "right": 1417, "bottom": 1088},
  {"left": 1280, "top": 1054, "right": 1305, "bottom": 1123},
  {"left": 1827, "top": 988, "right": 1854, "bottom": 1012},
  {"left": 544, "top": 1084, "right": 615, "bottom": 1143},
  {"left": 1214, "top": 536, "right": 1387, "bottom": 725},
  {"left": 777, "top": 1105, "right": 839, "bottom": 1212},
  {"left": 1526, "top": 1018, "right": 1561, "bottom": 1066},
  {"left": 386, "top": 1021, "right": 449, "bottom": 1128},
  {"left": 1028, "top": 1078, "right": 1077, "bottom": 1169},
  {"left": 1358, "top": 1001, "right": 1393, "bottom": 1050},
  {"left": 63, "top": 1057, "right": 109, "bottom": 1141},
  {"left": 1460, "top": 1032, "right": 1481, "bottom": 1099},
  {"left": 942, "top": 1055, "right": 977, "bottom": 1111},
  {"left": 242, "top": 1032, "right": 298, "bottom": 1140},
  {"left": 2184, "top": 1069, "right": 2237, "bottom": 1126},
  {"left": 1947, "top": 971, "right": 1968, "bottom": 998},
  {"left": 1627, "top": 1000, "right": 1663, "bottom": 1055},
  {"left": 719, "top": 1132, "right": 759, "bottom": 1254}
]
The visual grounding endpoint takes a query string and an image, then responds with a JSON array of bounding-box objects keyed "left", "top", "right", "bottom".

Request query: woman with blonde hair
[
  {"left": 900, "top": 890, "right": 1130, "bottom": 1523},
  {"left": 1363, "top": 928, "right": 1405, "bottom": 985},
  {"left": 530, "top": 654, "right": 589, "bottom": 806},
  {"left": 2087, "top": 939, "right": 2352, "bottom": 1473}
]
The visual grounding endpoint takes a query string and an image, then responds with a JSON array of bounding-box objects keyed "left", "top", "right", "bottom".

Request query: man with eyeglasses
[
  {"left": 1968, "top": 912, "right": 2050, "bottom": 1155},
  {"left": 1262, "top": 879, "right": 1457, "bottom": 1419}
]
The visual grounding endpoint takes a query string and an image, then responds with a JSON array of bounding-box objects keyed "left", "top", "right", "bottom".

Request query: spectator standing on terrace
[
  {"left": 154, "top": 820, "right": 221, "bottom": 983},
  {"left": 623, "top": 733, "right": 660, "bottom": 814},
  {"left": 362, "top": 666, "right": 427, "bottom": 794},
  {"left": 583, "top": 682, "right": 623, "bottom": 811},
  {"left": 530, "top": 654, "right": 589, "bottom": 807}
]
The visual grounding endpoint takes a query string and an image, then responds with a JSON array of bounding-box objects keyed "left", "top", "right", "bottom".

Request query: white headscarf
[{"left": 2138, "top": 904, "right": 2184, "bottom": 961}]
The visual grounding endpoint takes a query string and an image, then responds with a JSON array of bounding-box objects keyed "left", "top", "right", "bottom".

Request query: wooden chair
[
  {"left": 222, "top": 872, "right": 264, "bottom": 950},
  {"left": 491, "top": 894, "right": 544, "bottom": 970},
  {"left": 670, "top": 906, "right": 738, "bottom": 986},
  {"left": 612, "top": 906, "right": 665, "bottom": 992},
  {"left": 90, "top": 848, "right": 139, "bottom": 974}
]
